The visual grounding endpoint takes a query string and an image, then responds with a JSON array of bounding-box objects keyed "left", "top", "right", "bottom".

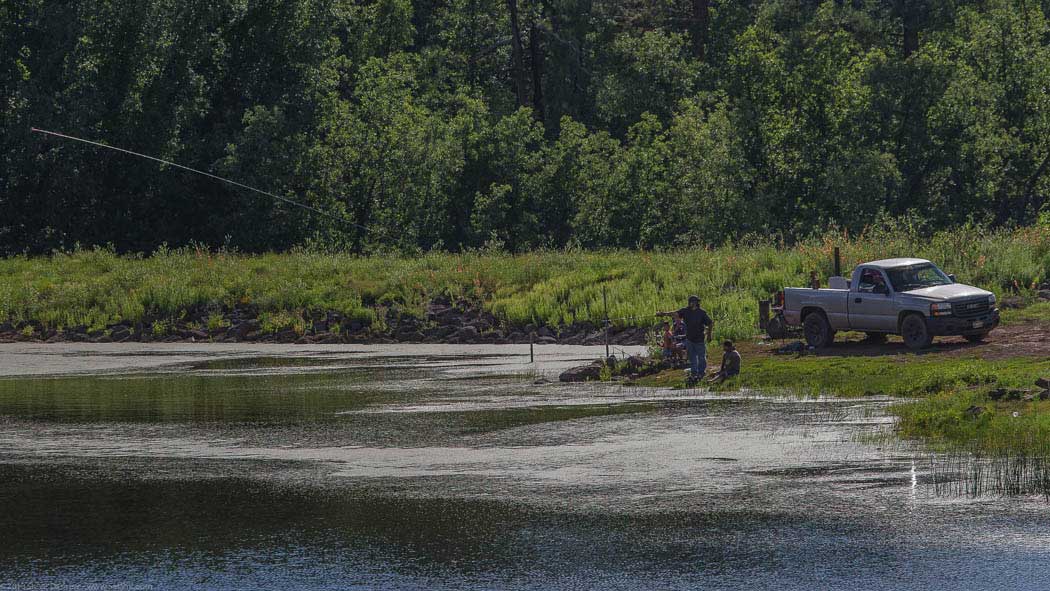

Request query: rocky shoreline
[{"left": 0, "top": 297, "right": 655, "bottom": 346}]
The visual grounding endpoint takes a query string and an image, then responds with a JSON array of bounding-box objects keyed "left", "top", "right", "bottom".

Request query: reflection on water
[{"left": 1, "top": 346, "right": 1050, "bottom": 590}]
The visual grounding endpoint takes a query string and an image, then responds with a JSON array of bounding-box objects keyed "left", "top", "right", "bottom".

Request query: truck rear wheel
[
  {"left": 803, "top": 313, "right": 834, "bottom": 348},
  {"left": 901, "top": 314, "right": 933, "bottom": 350}
]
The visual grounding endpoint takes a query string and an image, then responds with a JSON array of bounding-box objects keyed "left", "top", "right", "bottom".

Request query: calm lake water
[{"left": 1, "top": 344, "right": 1048, "bottom": 590}]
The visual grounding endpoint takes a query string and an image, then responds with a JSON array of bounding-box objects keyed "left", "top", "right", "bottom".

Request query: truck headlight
[
  {"left": 931, "top": 302, "right": 953, "bottom": 317},
  {"left": 988, "top": 294, "right": 996, "bottom": 306}
]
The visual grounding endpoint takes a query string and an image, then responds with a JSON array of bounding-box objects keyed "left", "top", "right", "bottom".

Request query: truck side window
[{"left": 858, "top": 269, "right": 881, "bottom": 293}]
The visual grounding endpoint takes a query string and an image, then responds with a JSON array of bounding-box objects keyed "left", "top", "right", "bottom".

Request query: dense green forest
[{"left": 4, "top": 0, "right": 1050, "bottom": 255}]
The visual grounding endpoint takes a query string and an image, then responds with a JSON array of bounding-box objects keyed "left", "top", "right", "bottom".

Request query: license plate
[{"left": 972, "top": 320, "right": 985, "bottom": 329}]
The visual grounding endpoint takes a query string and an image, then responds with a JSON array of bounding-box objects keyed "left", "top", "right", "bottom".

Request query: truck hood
[{"left": 900, "top": 283, "right": 991, "bottom": 301}]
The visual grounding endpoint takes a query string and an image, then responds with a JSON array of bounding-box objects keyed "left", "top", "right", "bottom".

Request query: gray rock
[
  {"left": 233, "top": 320, "right": 259, "bottom": 340},
  {"left": 451, "top": 326, "right": 479, "bottom": 342},
  {"left": 1037, "top": 377, "right": 1050, "bottom": 390},
  {"left": 275, "top": 329, "right": 299, "bottom": 343},
  {"left": 535, "top": 336, "right": 558, "bottom": 345},
  {"left": 431, "top": 307, "right": 461, "bottom": 324},
  {"left": 559, "top": 361, "right": 603, "bottom": 382},
  {"left": 988, "top": 388, "right": 1029, "bottom": 401},
  {"left": 469, "top": 320, "right": 492, "bottom": 332},
  {"left": 399, "top": 331, "right": 426, "bottom": 342},
  {"left": 560, "top": 334, "right": 583, "bottom": 345},
  {"left": 429, "top": 326, "right": 455, "bottom": 338},
  {"left": 1000, "top": 296, "right": 1024, "bottom": 309}
]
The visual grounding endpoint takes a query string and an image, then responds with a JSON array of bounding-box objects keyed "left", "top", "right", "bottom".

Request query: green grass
[
  {"left": 1003, "top": 301, "right": 1050, "bottom": 325},
  {"left": 633, "top": 354, "right": 1049, "bottom": 397},
  {"left": 631, "top": 352, "right": 1050, "bottom": 455},
  {"left": 892, "top": 391, "right": 1050, "bottom": 456},
  {"left": 0, "top": 225, "right": 1048, "bottom": 339}
]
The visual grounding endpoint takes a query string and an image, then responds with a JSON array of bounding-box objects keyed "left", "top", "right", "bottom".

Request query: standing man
[{"left": 657, "top": 295, "right": 713, "bottom": 384}]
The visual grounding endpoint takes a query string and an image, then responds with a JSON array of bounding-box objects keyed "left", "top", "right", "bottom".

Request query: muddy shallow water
[{"left": 1, "top": 344, "right": 1048, "bottom": 590}]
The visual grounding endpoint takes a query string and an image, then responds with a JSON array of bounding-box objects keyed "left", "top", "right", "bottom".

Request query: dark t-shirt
[{"left": 677, "top": 306, "right": 713, "bottom": 343}]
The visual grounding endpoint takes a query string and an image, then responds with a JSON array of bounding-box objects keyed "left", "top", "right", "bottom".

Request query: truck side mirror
[{"left": 948, "top": 274, "right": 956, "bottom": 283}]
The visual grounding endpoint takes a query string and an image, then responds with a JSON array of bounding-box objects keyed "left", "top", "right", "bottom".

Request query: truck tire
[
  {"left": 803, "top": 312, "right": 834, "bottom": 348},
  {"left": 901, "top": 314, "right": 933, "bottom": 350}
]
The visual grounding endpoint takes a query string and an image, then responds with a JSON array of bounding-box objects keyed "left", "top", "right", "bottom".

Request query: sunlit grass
[
  {"left": 632, "top": 354, "right": 1050, "bottom": 397},
  {"left": 0, "top": 225, "right": 1047, "bottom": 340},
  {"left": 1002, "top": 301, "right": 1050, "bottom": 324},
  {"left": 632, "top": 349, "right": 1050, "bottom": 455},
  {"left": 892, "top": 389, "right": 1050, "bottom": 456}
]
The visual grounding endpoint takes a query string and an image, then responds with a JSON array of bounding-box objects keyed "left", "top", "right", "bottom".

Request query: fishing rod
[{"left": 29, "top": 127, "right": 378, "bottom": 237}]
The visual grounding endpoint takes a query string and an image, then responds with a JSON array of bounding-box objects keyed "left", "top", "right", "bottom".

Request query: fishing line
[{"left": 30, "top": 127, "right": 376, "bottom": 236}]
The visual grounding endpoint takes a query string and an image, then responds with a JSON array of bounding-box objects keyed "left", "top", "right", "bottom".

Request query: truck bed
[{"left": 783, "top": 287, "right": 849, "bottom": 329}]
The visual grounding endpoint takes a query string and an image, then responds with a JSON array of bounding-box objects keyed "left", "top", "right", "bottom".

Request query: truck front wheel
[
  {"left": 803, "top": 313, "right": 834, "bottom": 348},
  {"left": 901, "top": 314, "right": 933, "bottom": 350}
]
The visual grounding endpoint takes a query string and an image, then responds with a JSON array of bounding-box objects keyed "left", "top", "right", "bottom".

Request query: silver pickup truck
[{"left": 782, "top": 258, "right": 999, "bottom": 350}]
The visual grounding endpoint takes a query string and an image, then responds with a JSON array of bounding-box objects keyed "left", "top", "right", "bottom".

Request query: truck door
[{"left": 849, "top": 268, "right": 898, "bottom": 332}]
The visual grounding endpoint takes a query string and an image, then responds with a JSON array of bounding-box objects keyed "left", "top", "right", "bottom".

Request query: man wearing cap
[{"left": 657, "top": 295, "right": 714, "bottom": 383}]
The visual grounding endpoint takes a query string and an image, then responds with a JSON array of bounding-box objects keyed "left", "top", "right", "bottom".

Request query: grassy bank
[
  {"left": 634, "top": 354, "right": 1048, "bottom": 397},
  {"left": 891, "top": 389, "right": 1050, "bottom": 456},
  {"left": 630, "top": 342, "right": 1050, "bottom": 456},
  {"left": 1, "top": 225, "right": 1048, "bottom": 339}
]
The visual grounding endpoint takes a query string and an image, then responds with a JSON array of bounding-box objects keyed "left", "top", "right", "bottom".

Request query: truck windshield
[{"left": 885, "top": 263, "right": 952, "bottom": 292}]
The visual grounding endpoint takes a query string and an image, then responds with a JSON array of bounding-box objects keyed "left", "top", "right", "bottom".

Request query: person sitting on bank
[
  {"left": 708, "top": 340, "right": 741, "bottom": 384},
  {"left": 657, "top": 295, "right": 713, "bottom": 383}
]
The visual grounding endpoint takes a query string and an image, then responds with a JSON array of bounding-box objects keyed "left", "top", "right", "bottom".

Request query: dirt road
[{"left": 774, "top": 319, "right": 1050, "bottom": 360}]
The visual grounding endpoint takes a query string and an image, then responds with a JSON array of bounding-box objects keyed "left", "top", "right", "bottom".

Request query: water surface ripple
[{"left": 0, "top": 343, "right": 1047, "bottom": 590}]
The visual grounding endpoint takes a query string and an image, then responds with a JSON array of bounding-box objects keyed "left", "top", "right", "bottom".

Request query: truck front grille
[{"left": 953, "top": 299, "right": 990, "bottom": 318}]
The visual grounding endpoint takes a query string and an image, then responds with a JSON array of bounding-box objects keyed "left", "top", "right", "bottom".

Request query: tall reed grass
[{"left": 1, "top": 225, "right": 1047, "bottom": 339}]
